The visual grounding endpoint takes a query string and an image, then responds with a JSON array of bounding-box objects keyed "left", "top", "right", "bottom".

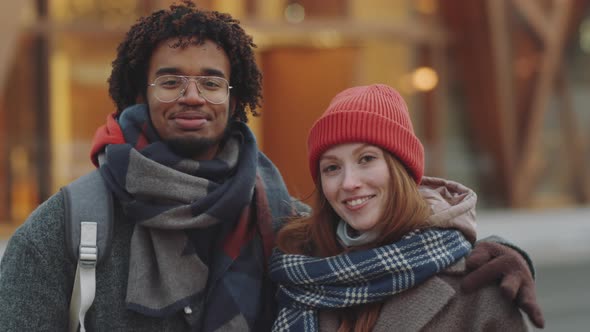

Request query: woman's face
[{"left": 319, "top": 143, "right": 390, "bottom": 232}]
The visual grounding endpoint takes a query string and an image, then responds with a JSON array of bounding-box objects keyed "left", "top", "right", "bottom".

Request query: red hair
[{"left": 276, "top": 150, "right": 432, "bottom": 330}]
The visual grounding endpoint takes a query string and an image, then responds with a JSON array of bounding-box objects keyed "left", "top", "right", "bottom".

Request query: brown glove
[{"left": 461, "top": 241, "right": 545, "bottom": 329}]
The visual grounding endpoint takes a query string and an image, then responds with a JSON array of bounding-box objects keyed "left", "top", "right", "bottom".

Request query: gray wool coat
[
  {"left": 319, "top": 259, "right": 528, "bottom": 332},
  {"left": 0, "top": 153, "right": 298, "bottom": 331},
  {"left": 0, "top": 192, "right": 192, "bottom": 331}
]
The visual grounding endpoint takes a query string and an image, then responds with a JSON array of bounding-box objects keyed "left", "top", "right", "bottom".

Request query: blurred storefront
[{"left": 1, "top": 0, "right": 590, "bottom": 233}]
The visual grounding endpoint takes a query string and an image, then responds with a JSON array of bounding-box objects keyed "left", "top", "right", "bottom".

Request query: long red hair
[{"left": 276, "top": 150, "right": 432, "bottom": 331}]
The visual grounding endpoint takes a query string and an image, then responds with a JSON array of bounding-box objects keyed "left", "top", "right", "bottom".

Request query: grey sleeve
[
  {"left": 291, "top": 197, "right": 311, "bottom": 218},
  {"left": 0, "top": 193, "right": 74, "bottom": 331}
]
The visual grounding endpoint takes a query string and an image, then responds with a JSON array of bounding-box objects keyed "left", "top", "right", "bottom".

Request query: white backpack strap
[
  {"left": 62, "top": 170, "right": 113, "bottom": 331},
  {"left": 69, "top": 222, "right": 98, "bottom": 332},
  {"left": 69, "top": 263, "right": 81, "bottom": 332}
]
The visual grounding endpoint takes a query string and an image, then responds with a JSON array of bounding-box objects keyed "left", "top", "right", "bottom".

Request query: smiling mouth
[
  {"left": 344, "top": 195, "right": 375, "bottom": 208},
  {"left": 171, "top": 112, "right": 209, "bottom": 130},
  {"left": 173, "top": 117, "right": 207, "bottom": 130}
]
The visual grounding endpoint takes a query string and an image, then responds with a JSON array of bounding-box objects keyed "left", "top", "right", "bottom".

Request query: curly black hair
[{"left": 108, "top": 0, "right": 262, "bottom": 122}]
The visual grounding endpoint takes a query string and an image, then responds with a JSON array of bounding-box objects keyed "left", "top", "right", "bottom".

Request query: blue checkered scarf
[{"left": 269, "top": 228, "right": 472, "bottom": 331}]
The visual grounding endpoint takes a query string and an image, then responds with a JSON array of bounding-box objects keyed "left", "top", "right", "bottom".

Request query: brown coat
[{"left": 319, "top": 259, "right": 528, "bottom": 332}]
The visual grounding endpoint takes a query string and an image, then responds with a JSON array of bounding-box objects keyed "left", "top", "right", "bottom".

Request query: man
[{"left": 0, "top": 1, "right": 543, "bottom": 331}]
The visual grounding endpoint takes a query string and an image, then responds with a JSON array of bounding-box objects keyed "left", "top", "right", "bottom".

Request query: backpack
[{"left": 61, "top": 170, "right": 114, "bottom": 332}]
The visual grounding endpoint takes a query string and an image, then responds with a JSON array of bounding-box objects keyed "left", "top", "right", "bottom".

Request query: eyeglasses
[{"left": 148, "top": 75, "right": 233, "bottom": 104}]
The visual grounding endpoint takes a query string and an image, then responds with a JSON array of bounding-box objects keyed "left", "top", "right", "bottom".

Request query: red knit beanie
[{"left": 307, "top": 84, "right": 424, "bottom": 183}]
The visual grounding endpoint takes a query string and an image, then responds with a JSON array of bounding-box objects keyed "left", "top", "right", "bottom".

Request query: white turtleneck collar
[{"left": 336, "top": 219, "right": 380, "bottom": 248}]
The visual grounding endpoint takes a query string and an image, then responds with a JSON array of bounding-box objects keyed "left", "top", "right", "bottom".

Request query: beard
[{"left": 164, "top": 125, "right": 233, "bottom": 160}]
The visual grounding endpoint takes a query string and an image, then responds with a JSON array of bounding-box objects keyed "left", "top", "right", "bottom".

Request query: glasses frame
[{"left": 148, "top": 75, "right": 233, "bottom": 104}]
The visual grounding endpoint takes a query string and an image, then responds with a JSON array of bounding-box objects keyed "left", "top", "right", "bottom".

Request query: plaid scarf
[
  {"left": 92, "top": 105, "right": 287, "bottom": 331},
  {"left": 269, "top": 228, "right": 472, "bottom": 332}
]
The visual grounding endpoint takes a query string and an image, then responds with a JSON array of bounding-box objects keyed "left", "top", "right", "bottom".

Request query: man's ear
[
  {"left": 136, "top": 92, "right": 146, "bottom": 104},
  {"left": 229, "top": 96, "right": 237, "bottom": 118}
]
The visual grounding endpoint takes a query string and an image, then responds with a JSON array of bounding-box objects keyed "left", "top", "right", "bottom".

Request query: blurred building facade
[{"left": 1, "top": 0, "right": 590, "bottom": 233}]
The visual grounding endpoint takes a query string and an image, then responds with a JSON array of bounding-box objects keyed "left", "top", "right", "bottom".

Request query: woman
[{"left": 270, "top": 84, "right": 528, "bottom": 331}]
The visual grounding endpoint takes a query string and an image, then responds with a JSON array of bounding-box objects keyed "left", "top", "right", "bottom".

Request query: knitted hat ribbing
[{"left": 307, "top": 84, "right": 424, "bottom": 183}]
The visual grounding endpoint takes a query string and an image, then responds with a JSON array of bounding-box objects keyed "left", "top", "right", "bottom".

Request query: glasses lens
[
  {"left": 154, "top": 75, "right": 185, "bottom": 102},
  {"left": 197, "top": 77, "right": 229, "bottom": 104},
  {"left": 152, "top": 75, "right": 230, "bottom": 103}
]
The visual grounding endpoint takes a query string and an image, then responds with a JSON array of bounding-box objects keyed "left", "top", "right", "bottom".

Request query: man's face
[{"left": 146, "top": 38, "right": 234, "bottom": 160}]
